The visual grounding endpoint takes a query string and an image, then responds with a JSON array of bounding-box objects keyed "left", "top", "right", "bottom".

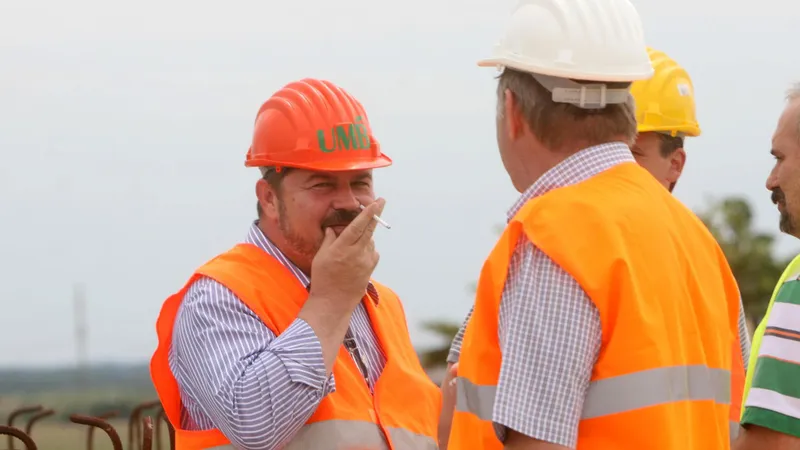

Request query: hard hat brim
[
  {"left": 477, "top": 57, "right": 654, "bottom": 83},
  {"left": 637, "top": 124, "right": 702, "bottom": 138},
  {"left": 246, "top": 154, "right": 393, "bottom": 172}
]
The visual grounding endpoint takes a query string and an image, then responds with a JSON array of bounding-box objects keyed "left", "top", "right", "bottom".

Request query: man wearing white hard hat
[{"left": 443, "top": 0, "right": 745, "bottom": 449}]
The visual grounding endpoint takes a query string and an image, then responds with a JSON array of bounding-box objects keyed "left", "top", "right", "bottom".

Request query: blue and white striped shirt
[{"left": 168, "top": 222, "right": 387, "bottom": 450}]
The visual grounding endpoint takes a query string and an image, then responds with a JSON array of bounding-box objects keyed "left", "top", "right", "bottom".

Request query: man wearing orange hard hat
[{"left": 150, "top": 78, "right": 441, "bottom": 450}]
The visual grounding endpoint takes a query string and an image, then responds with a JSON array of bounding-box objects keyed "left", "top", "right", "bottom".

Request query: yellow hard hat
[{"left": 630, "top": 47, "right": 701, "bottom": 137}]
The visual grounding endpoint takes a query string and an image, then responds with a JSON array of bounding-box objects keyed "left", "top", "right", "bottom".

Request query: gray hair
[
  {"left": 496, "top": 68, "right": 637, "bottom": 151},
  {"left": 786, "top": 82, "right": 800, "bottom": 141}
]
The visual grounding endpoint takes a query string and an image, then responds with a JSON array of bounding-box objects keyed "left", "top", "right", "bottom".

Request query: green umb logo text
[{"left": 317, "top": 116, "right": 371, "bottom": 153}]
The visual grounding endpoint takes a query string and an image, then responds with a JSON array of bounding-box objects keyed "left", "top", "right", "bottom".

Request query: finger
[
  {"left": 371, "top": 250, "right": 380, "bottom": 270},
  {"left": 370, "top": 197, "right": 386, "bottom": 218},
  {"left": 449, "top": 362, "right": 459, "bottom": 377},
  {"left": 318, "top": 227, "right": 337, "bottom": 249},
  {"left": 339, "top": 198, "right": 386, "bottom": 245},
  {"left": 358, "top": 198, "right": 386, "bottom": 240}
]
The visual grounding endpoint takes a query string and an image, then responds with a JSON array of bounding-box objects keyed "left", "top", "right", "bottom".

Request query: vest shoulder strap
[{"left": 197, "top": 243, "right": 310, "bottom": 334}]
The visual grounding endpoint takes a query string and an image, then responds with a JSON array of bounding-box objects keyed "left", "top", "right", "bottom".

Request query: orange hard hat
[{"left": 245, "top": 78, "right": 392, "bottom": 172}]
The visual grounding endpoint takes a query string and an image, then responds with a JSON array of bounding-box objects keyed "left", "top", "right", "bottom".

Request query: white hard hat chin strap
[{"left": 531, "top": 73, "right": 630, "bottom": 110}]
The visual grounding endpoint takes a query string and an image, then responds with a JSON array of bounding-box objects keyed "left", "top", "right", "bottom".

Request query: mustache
[
  {"left": 321, "top": 209, "right": 360, "bottom": 228},
  {"left": 772, "top": 188, "right": 785, "bottom": 205}
]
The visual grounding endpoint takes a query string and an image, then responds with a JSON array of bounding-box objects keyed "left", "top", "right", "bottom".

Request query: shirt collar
[{"left": 506, "top": 141, "right": 635, "bottom": 221}]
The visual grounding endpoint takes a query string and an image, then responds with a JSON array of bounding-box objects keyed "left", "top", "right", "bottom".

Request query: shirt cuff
[
  {"left": 447, "top": 333, "right": 463, "bottom": 364},
  {"left": 742, "top": 406, "right": 800, "bottom": 438},
  {"left": 269, "top": 318, "right": 336, "bottom": 395}
]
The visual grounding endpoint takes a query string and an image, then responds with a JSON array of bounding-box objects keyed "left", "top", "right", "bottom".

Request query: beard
[
  {"left": 772, "top": 188, "right": 796, "bottom": 235},
  {"left": 276, "top": 201, "right": 361, "bottom": 260},
  {"left": 277, "top": 201, "right": 320, "bottom": 261}
]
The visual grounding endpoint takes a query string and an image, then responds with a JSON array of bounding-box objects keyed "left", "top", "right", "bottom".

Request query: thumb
[{"left": 319, "top": 227, "right": 337, "bottom": 249}]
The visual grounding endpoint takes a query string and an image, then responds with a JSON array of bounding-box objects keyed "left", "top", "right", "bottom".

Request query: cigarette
[{"left": 359, "top": 204, "right": 391, "bottom": 229}]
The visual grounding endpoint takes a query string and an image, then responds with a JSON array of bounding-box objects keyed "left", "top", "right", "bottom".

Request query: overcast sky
[{"left": 2, "top": 0, "right": 799, "bottom": 367}]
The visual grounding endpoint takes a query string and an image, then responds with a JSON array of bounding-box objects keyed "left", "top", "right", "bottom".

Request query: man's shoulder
[
  {"left": 185, "top": 274, "right": 235, "bottom": 296},
  {"left": 173, "top": 276, "right": 262, "bottom": 332},
  {"left": 779, "top": 253, "right": 800, "bottom": 283},
  {"left": 767, "top": 265, "right": 800, "bottom": 311},
  {"left": 181, "top": 276, "right": 242, "bottom": 310},
  {"left": 192, "top": 243, "right": 303, "bottom": 296},
  {"left": 200, "top": 243, "right": 276, "bottom": 270}
]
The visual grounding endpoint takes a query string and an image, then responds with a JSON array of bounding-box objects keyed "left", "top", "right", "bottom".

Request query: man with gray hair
[
  {"left": 734, "top": 84, "right": 800, "bottom": 449},
  {"left": 442, "top": 0, "right": 746, "bottom": 449},
  {"left": 442, "top": 45, "right": 752, "bottom": 448}
]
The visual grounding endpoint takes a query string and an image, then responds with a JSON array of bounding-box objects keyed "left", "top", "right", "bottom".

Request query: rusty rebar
[
  {"left": 154, "top": 408, "right": 165, "bottom": 450},
  {"left": 70, "top": 413, "right": 123, "bottom": 450},
  {"left": 141, "top": 416, "right": 153, "bottom": 450},
  {"left": 6, "top": 405, "right": 42, "bottom": 450},
  {"left": 128, "top": 400, "right": 160, "bottom": 450},
  {"left": 84, "top": 411, "right": 118, "bottom": 450},
  {"left": 0, "top": 425, "right": 37, "bottom": 450},
  {"left": 153, "top": 406, "right": 175, "bottom": 450},
  {"left": 24, "top": 408, "right": 54, "bottom": 436},
  {"left": 166, "top": 417, "right": 175, "bottom": 450}
]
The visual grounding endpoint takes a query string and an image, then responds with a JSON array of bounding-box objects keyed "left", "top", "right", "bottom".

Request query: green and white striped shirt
[{"left": 741, "top": 275, "right": 800, "bottom": 437}]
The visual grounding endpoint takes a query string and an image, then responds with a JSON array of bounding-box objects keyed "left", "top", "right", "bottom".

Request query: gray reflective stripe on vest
[
  {"left": 456, "top": 364, "right": 731, "bottom": 421},
  {"left": 204, "top": 419, "right": 437, "bottom": 450},
  {"left": 455, "top": 377, "right": 496, "bottom": 421},
  {"left": 582, "top": 365, "right": 730, "bottom": 419}
]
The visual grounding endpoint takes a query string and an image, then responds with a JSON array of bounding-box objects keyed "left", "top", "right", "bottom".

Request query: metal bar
[
  {"left": 0, "top": 425, "right": 37, "bottom": 450},
  {"left": 141, "top": 416, "right": 154, "bottom": 450},
  {"left": 128, "top": 401, "right": 160, "bottom": 450},
  {"left": 166, "top": 415, "right": 175, "bottom": 450},
  {"left": 70, "top": 414, "right": 123, "bottom": 450},
  {"left": 6, "top": 405, "right": 42, "bottom": 450},
  {"left": 154, "top": 408, "right": 164, "bottom": 450},
  {"left": 154, "top": 406, "right": 175, "bottom": 450},
  {"left": 85, "top": 411, "right": 118, "bottom": 450},
  {"left": 24, "top": 409, "right": 54, "bottom": 437}
]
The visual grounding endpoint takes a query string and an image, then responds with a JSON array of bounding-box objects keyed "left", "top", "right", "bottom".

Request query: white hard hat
[{"left": 479, "top": 0, "right": 654, "bottom": 83}]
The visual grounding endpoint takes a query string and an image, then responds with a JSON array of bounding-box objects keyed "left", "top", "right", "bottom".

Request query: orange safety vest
[
  {"left": 448, "top": 162, "right": 744, "bottom": 450},
  {"left": 151, "top": 243, "right": 441, "bottom": 450}
]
